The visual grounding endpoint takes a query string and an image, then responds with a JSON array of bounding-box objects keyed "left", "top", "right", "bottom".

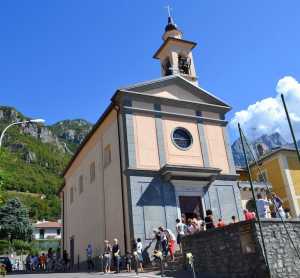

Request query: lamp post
[{"left": 0, "top": 119, "right": 45, "bottom": 149}]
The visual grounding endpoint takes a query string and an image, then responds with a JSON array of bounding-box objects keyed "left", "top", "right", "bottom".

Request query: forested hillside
[{"left": 0, "top": 106, "right": 92, "bottom": 220}]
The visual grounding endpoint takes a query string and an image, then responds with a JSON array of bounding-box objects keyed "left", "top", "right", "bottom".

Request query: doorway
[{"left": 179, "top": 196, "right": 204, "bottom": 220}]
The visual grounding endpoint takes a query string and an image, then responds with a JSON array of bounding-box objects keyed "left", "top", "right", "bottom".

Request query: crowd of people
[
  {"left": 24, "top": 248, "right": 70, "bottom": 273},
  {"left": 19, "top": 192, "right": 290, "bottom": 274},
  {"left": 82, "top": 193, "right": 291, "bottom": 274},
  {"left": 84, "top": 238, "right": 144, "bottom": 274},
  {"left": 256, "top": 192, "right": 291, "bottom": 219}
]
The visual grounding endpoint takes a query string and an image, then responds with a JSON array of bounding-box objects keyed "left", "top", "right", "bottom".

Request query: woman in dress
[{"left": 103, "top": 240, "right": 112, "bottom": 273}]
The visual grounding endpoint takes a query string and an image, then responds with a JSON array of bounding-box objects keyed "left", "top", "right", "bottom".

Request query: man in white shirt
[{"left": 136, "top": 238, "right": 144, "bottom": 272}]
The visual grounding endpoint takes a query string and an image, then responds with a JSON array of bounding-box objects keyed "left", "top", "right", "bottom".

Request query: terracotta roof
[{"left": 35, "top": 221, "right": 62, "bottom": 229}]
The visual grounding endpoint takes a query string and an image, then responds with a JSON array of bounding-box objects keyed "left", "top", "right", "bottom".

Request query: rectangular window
[
  {"left": 90, "top": 162, "right": 95, "bottom": 183},
  {"left": 104, "top": 145, "right": 111, "bottom": 167},
  {"left": 39, "top": 229, "right": 45, "bottom": 240},
  {"left": 79, "top": 175, "right": 84, "bottom": 194},
  {"left": 70, "top": 187, "right": 74, "bottom": 204},
  {"left": 57, "top": 229, "right": 61, "bottom": 236}
]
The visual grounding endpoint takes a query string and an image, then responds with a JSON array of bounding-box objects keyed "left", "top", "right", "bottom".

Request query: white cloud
[{"left": 230, "top": 76, "right": 300, "bottom": 141}]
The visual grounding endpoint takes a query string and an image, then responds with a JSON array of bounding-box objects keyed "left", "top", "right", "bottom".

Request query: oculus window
[{"left": 172, "top": 127, "right": 193, "bottom": 150}]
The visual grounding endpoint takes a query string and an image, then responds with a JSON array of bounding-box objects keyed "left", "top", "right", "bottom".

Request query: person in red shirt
[
  {"left": 217, "top": 218, "right": 225, "bottom": 228},
  {"left": 39, "top": 253, "right": 46, "bottom": 271},
  {"left": 244, "top": 209, "right": 256, "bottom": 220}
]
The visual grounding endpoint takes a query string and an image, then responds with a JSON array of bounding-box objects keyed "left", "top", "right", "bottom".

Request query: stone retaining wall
[{"left": 182, "top": 219, "right": 300, "bottom": 278}]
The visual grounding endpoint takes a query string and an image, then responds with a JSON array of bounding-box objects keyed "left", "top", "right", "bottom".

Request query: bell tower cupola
[{"left": 153, "top": 10, "right": 198, "bottom": 85}]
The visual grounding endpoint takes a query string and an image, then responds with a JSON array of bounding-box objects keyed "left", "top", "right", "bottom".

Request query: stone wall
[
  {"left": 256, "top": 219, "right": 300, "bottom": 277},
  {"left": 182, "top": 219, "right": 300, "bottom": 278}
]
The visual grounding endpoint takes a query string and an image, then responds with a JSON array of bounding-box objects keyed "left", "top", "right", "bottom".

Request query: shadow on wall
[{"left": 136, "top": 176, "right": 177, "bottom": 207}]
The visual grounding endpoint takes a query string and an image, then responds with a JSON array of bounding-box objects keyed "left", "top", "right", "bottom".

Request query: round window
[{"left": 172, "top": 127, "right": 193, "bottom": 150}]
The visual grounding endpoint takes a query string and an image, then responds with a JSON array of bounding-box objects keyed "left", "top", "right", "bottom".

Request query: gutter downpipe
[{"left": 114, "top": 105, "right": 128, "bottom": 252}]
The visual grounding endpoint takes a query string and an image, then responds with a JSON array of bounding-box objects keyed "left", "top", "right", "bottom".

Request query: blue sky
[{"left": 1, "top": 1, "right": 300, "bottom": 141}]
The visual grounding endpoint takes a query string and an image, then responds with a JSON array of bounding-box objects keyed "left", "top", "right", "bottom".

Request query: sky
[{"left": 1, "top": 0, "right": 300, "bottom": 142}]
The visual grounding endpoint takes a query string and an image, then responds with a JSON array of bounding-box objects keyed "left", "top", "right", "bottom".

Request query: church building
[{"left": 60, "top": 15, "right": 243, "bottom": 264}]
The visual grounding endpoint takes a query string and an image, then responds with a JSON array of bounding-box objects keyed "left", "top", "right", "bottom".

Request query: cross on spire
[{"left": 165, "top": 5, "right": 172, "bottom": 17}]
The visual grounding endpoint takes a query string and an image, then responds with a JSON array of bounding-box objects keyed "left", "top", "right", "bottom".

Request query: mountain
[
  {"left": 231, "top": 132, "right": 288, "bottom": 167},
  {"left": 50, "top": 119, "right": 92, "bottom": 153},
  {"left": 0, "top": 106, "right": 93, "bottom": 221}
]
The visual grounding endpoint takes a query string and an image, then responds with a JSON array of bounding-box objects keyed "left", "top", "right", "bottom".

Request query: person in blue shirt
[{"left": 86, "top": 244, "right": 94, "bottom": 272}]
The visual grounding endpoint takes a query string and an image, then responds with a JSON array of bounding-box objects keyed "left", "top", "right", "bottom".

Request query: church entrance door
[{"left": 178, "top": 196, "right": 203, "bottom": 220}]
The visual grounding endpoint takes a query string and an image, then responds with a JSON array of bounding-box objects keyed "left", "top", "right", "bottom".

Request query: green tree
[
  {"left": 0, "top": 240, "right": 10, "bottom": 254},
  {"left": 0, "top": 198, "right": 33, "bottom": 241},
  {"left": 12, "top": 240, "right": 31, "bottom": 255}
]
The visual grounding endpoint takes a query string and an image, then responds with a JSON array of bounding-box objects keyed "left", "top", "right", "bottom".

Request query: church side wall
[{"left": 63, "top": 110, "right": 125, "bottom": 264}]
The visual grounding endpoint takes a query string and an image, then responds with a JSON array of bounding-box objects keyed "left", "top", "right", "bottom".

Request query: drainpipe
[{"left": 114, "top": 105, "right": 128, "bottom": 252}]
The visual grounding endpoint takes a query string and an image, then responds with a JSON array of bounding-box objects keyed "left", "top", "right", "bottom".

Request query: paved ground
[{"left": 8, "top": 271, "right": 179, "bottom": 278}]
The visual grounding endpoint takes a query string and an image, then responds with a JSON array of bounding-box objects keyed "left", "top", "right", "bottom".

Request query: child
[
  {"left": 0, "top": 263, "right": 6, "bottom": 277},
  {"left": 125, "top": 252, "right": 132, "bottom": 272}
]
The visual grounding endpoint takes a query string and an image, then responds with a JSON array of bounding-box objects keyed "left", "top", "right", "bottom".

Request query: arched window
[
  {"left": 178, "top": 54, "right": 191, "bottom": 75},
  {"left": 163, "top": 58, "right": 172, "bottom": 76}
]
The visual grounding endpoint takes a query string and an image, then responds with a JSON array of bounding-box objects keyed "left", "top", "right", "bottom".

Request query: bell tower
[{"left": 153, "top": 12, "right": 198, "bottom": 85}]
